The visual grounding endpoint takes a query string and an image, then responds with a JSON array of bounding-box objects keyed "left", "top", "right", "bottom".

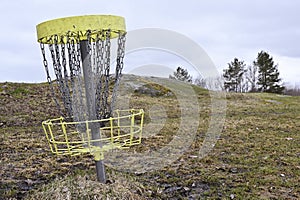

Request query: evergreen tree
[
  {"left": 223, "top": 58, "right": 246, "bottom": 92},
  {"left": 254, "top": 51, "right": 285, "bottom": 94},
  {"left": 169, "top": 67, "right": 193, "bottom": 83}
]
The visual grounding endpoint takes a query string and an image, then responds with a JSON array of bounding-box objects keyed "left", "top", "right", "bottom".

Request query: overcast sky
[{"left": 0, "top": 0, "right": 299, "bottom": 85}]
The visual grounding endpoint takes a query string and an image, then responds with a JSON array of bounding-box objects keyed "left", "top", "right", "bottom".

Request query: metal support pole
[{"left": 80, "top": 40, "right": 106, "bottom": 183}]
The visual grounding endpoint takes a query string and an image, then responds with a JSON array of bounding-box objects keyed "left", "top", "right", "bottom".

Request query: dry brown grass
[{"left": 1, "top": 77, "right": 299, "bottom": 199}]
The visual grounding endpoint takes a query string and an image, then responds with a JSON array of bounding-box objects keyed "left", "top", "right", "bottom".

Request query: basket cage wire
[{"left": 42, "top": 109, "right": 144, "bottom": 159}]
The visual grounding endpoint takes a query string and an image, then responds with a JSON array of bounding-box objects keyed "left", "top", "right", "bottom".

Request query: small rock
[
  {"left": 62, "top": 186, "right": 69, "bottom": 192},
  {"left": 25, "top": 179, "right": 34, "bottom": 185},
  {"left": 265, "top": 99, "right": 281, "bottom": 104},
  {"left": 230, "top": 167, "right": 238, "bottom": 173},
  {"left": 189, "top": 155, "right": 198, "bottom": 158},
  {"left": 230, "top": 194, "right": 235, "bottom": 199},
  {"left": 188, "top": 194, "right": 198, "bottom": 200},
  {"left": 134, "top": 171, "right": 143, "bottom": 176},
  {"left": 157, "top": 188, "right": 163, "bottom": 194},
  {"left": 164, "top": 186, "right": 182, "bottom": 193},
  {"left": 183, "top": 187, "right": 190, "bottom": 191},
  {"left": 162, "top": 183, "right": 172, "bottom": 188},
  {"left": 216, "top": 165, "right": 226, "bottom": 171},
  {"left": 269, "top": 186, "right": 276, "bottom": 190},
  {"left": 280, "top": 173, "right": 285, "bottom": 177},
  {"left": 164, "top": 91, "right": 173, "bottom": 97}
]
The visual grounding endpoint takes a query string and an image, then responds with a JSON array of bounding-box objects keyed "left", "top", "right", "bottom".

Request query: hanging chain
[
  {"left": 95, "top": 32, "right": 104, "bottom": 119},
  {"left": 53, "top": 35, "right": 65, "bottom": 97},
  {"left": 92, "top": 36, "right": 97, "bottom": 73},
  {"left": 85, "top": 30, "right": 94, "bottom": 119},
  {"left": 49, "top": 38, "right": 68, "bottom": 117},
  {"left": 71, "top": 34, "right": 86, "bottom": 123},
  {"left": 40, "top": 43, "right": 63, "bottom": 116},
  {"left": 67, "top": 36, "right": 75, "bottom": 79},
  {"left": 102, "top": 29, "right": 111, "bottom": 119},
  {"left": 111, "top": 31, "right": 126, "bottom": 113},
  {"left": 75, "top": 35, "right": 86, "bottom": 121},
  {"left": 61, "top": 37, "right": 72, "bottom": 117},
  {"left": 67, "top": 36, "right": 79, "bottom": 121}
]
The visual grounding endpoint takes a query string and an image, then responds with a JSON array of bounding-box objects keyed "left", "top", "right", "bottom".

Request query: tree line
[
  {"left": 169, "top": 50, "right": 300, "bottom": 95},
  {"left": 222, "top": 51, "right": 284, "bottom": 93}
]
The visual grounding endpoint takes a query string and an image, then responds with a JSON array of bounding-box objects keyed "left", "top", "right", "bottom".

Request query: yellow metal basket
[{"left": 42, "top": 109, "right": 144, "bottom": 161}]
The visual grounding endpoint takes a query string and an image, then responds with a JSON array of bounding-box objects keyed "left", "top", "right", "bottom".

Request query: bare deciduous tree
[{"left": 245, "top": 64, "right": 258, "bottom": 92}]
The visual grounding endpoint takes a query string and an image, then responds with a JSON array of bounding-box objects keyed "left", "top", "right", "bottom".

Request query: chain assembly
[{"left": 39, "top": 29, "right": 126, "bottom": 120}]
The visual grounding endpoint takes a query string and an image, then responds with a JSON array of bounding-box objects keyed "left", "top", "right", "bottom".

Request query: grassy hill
[{"left": 0, "top": 75, "right": 299, "bottom": 199}]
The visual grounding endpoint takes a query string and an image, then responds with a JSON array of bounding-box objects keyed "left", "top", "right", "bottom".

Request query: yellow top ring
[{"left": 36, "top": 15, "right": 126, "bottom": 44}]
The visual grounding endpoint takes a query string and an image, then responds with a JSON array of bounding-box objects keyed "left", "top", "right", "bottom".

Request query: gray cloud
[{"left": 0, "top": 0, "right": 299, "bottom": 83}]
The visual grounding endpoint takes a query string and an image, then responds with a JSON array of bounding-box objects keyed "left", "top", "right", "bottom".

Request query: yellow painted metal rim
[{"left": 36, "top": 15, "right": 126, "bottom": 44}]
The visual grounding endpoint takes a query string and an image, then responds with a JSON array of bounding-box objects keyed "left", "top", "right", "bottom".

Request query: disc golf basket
[{"left": 36, "top": 15, "right": 144, "bottom": 183}]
